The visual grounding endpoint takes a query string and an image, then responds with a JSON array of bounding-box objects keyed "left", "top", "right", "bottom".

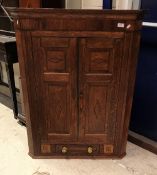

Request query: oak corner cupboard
[{"left": 9, "top": 8, "right": 144, "bottom": 159}]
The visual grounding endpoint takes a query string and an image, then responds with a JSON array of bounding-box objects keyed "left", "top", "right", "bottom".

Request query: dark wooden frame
[
  {"left": 0, "top": 36, "right": 18, "bottom": 118},
  {"left": 128, "top": 131, "right": 157, "bottom": 155}
]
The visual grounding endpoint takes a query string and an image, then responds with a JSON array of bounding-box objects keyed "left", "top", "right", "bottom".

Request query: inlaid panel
[
  {"left": 47, "top": 50, "right": 66, "bottom": 71},
  {"left": 41, "top": 144, "right": 51, "bottom": 154},
  {"left": 89, "top": 50, "right": 113, "bottom": 73},
  {"left": 85, "top": 38, "right": 114, "bottom": 74},
  {"left": 41, "top": 37, "right": 70, "bottom": 72}
]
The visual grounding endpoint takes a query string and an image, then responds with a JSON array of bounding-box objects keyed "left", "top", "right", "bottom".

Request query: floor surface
[{"left": 0, "top": 103, "right": 157, "bottom": 175}]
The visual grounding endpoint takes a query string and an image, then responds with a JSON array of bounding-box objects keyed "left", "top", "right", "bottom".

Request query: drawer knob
[
  {"left": 62, "top": 147, "right": 68, "bottom": 154},
  {"left": 88, "top": 147, "right": 93, "bottom": 154}
]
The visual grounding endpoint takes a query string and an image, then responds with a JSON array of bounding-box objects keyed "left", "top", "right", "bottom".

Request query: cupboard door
[
  {"left": 79, "top": 35, "right": 124, "bottom": 144},
  {"left": 32, "top": 36, "right": 78, "bottom": 144}
]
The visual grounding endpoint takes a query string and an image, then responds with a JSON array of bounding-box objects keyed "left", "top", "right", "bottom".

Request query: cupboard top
[{"left": 9, "top": 8, "right": 144, "bottom": 32}]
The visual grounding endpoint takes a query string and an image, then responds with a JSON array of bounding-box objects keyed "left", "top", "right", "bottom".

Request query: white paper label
[{"left": 117, "top": 23, "right": 125, "bottom": 28}]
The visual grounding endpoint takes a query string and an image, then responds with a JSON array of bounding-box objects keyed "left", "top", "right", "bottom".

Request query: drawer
[
  {"left": 41, "top": 143, "right": 115, "bottom": 157},
  {"left": 55, "top": 144, "right": 100, "bottom": 156}
]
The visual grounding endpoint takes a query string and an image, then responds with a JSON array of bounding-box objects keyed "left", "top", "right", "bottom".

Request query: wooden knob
[
  {"left": 88, "top": 147, "right": 93, "bottom": 154},
  {"left": 62, "top": 147, "right": 68, "bottom": 154}
]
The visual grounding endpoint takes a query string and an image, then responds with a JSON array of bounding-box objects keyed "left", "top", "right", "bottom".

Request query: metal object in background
[
  {"left": 0, "top": 0, "right": 13, "bottom": 22},
  {"left": 143, "top": 22, "right": 157, "bottom": 28}
]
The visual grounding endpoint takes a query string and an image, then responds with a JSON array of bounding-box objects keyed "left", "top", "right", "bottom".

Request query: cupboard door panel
[
  {"left": 32, "top": 37, "right": 78, "bottom": 143},
  {"left": 86, "top": 85, "right": 108, "bottom": 134},
  {"left": 46, "top": 84, "right": 70, "bottom": 134},
  {"left": 79, "top": 36, "right": 124, "bottom": 144}
]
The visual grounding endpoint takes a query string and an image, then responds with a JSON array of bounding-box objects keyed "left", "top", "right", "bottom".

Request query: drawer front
[
  {"left": 41, "top": 144, "right": 100, "bottom": 156},
  {"left": 56, "top": 144, "right": 99, "bottom": 156},
  {"left": 40, "top": 144, "right": 116, "bottom": 157}
]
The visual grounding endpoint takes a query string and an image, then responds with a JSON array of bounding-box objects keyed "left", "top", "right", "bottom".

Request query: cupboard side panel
[
  {"left": 15, "top": 31, "right": 40, "bottom": 156},
  {"left": 120, "top": 32, "right": 141, "bottom": 155}
]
